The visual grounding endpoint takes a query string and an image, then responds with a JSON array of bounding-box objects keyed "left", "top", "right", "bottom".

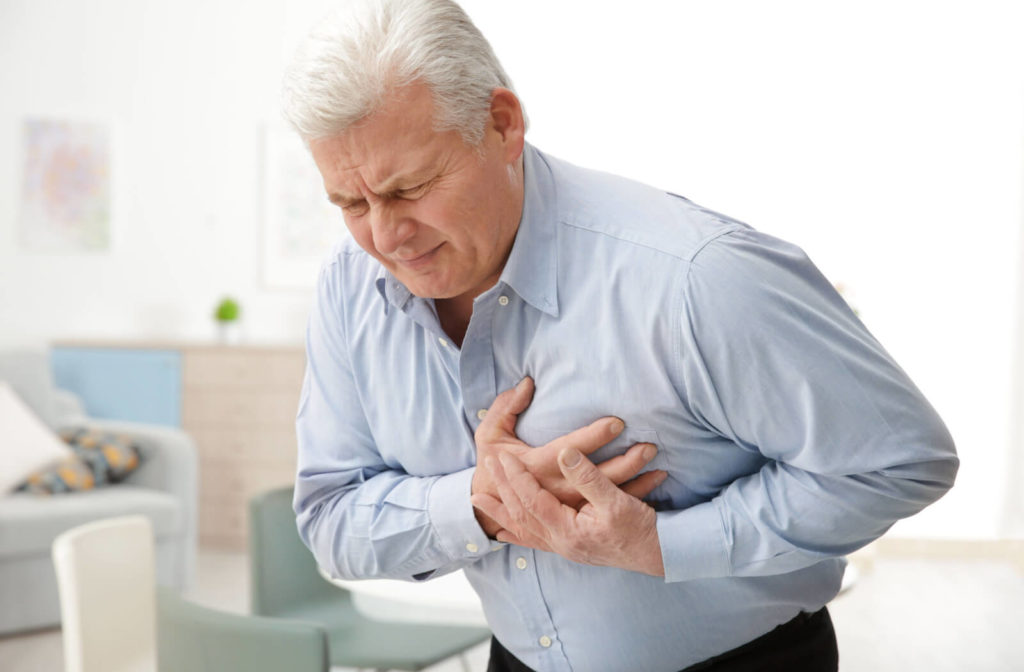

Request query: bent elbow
[
  {"left": 902, "top": 411, "right": 959, "bottom": 496},
  {"left": 921, "top": 421, "right": 959, "bottom": 493},
  {"left": 883, "top": 435, "right": 959, "bottom": 511}
]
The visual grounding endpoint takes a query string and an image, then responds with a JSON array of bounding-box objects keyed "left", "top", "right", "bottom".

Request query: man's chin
[{"left": 400, "top": 277, "right": 458, "bottom": 300}]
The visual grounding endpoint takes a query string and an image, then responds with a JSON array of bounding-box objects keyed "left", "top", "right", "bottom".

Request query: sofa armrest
[{"left": 75, "top": 418, "right": 198, "bottom": 584}]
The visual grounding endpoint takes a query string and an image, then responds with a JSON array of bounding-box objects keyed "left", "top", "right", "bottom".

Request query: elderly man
[{"left": 284, "top": 1, "right": 958, "bottom": 670}]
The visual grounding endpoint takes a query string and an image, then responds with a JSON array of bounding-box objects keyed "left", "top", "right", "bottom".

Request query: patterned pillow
[{"left": 19, "top": 428, "right": 142, "bottom": 495}]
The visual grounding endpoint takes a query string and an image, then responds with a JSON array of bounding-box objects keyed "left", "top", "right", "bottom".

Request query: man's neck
[{"left": 435, "top": 295, "right": 475, "bottom": 348}]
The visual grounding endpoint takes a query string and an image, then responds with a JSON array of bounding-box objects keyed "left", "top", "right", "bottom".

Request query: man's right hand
[{"left": 471, "top": 377, "right": 665, "bottom": 537}]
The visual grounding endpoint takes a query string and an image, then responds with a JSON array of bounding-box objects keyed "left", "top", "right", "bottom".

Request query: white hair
[{"left": 282, "top": 0, "right": 526, "bottom": 145}]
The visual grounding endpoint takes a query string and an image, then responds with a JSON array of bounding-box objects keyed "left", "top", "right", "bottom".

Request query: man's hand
[
  {"left": 472, "top": 378, "right": 664, "bottom": 536},
  {"left": 472, "top": 448, "right": 667, "bottom": 577}
]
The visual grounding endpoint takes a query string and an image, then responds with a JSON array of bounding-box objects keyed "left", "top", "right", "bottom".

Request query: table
[{"left": 318, "top": 567, "right": 488, "bottom": 627}]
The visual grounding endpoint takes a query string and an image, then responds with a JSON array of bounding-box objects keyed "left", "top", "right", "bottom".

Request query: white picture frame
[{"left": 261, "top": 123, "right": 346, "bottom": 289}]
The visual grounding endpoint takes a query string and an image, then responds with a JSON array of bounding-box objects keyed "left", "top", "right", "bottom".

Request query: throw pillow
[
  {"left": 0, "top": 381, "right": 74, "bottom": 494},
  {"left": 19, "top": 428, "right": 142, "bottom": 495}
]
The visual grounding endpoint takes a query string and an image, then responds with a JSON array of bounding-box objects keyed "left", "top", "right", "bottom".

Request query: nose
[{"left": 368, "top": 202, "right": 415, "bottom": 256}]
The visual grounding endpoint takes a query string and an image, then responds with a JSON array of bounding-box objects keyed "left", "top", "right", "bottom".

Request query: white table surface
[{"left": 318, "top": 567, "right": 488, "bottom": 627}]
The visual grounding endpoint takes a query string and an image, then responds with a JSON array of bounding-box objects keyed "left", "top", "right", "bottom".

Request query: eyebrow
[{"left": 327, "top": 170, "right": 434, "bottom": 207}]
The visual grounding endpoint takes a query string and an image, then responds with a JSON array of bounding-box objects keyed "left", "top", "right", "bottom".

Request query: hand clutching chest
[{"left": 470, "top": 377, "right": 669, "bottom": 577}]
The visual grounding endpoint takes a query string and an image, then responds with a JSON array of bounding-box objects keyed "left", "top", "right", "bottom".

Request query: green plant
[{"left": 214, "top": 297, "right": 241, "bottom": 322}]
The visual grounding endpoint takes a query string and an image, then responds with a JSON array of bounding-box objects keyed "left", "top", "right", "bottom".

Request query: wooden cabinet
[
  {"left": 181, "top": 346, "right": 306, "bottom": 549},
  {"left": 52, "top": 342, "right": 306, "bottom": 549}
]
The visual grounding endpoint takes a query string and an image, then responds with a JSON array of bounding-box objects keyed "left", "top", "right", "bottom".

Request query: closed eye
[
  {"left": 341, "top": 200, "right": 369, "bottom": 216},
  {"left": 395, "top": 180, "right": 432, "bottom": 200}
]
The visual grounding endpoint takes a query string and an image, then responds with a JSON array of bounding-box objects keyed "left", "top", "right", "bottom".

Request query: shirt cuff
[
  {"left": 656, "top": 500, "right": 732, "bottom": 582},
  {"left": 426, "top": 467, "right": 495, "bottom": 561}
]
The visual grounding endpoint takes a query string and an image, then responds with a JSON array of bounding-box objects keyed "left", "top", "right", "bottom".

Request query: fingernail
[
  {"left": 560, "top": 447, "right": 582, "bottom": 468},
  {"left": 517, "top": 377, "right": 531, "bottom": 391},
  {"left": 642, "top": 444, "right": 657, "bottom": 462},
  {"left": 607, "top": 418, "right": 624, "bottom": 435},
  {"left": 655, "top": 470, "right": 669, "bottom": 485}
]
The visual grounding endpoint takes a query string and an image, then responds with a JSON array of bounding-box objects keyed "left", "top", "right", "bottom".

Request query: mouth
[{"left": 394, "top": 244, "right": 443, "bottom": 270}]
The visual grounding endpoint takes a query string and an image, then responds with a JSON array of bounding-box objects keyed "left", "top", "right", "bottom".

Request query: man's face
[{"left": 309, "top": 83, "right": 524, "bottom": 303}]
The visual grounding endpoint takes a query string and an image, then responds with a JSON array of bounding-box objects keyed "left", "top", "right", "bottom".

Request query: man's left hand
[{"left": 471, "top": 447, "right": 668, "bottom": 577}]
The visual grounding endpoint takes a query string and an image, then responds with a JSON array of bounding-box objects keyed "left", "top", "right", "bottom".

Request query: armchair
[{"left": 0, "top": 349, "right": 197, "bottom": 635}]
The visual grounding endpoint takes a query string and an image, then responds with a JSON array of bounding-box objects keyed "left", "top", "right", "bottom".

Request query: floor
[{"left": 2, "top": 549, "right": 1022, "bottom": 671}]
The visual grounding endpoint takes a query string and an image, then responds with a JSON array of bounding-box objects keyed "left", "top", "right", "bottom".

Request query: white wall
[{"left": 1, "top": 0, "right": 1021, "bottom": 539}]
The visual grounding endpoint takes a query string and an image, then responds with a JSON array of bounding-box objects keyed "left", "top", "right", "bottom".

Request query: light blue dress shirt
[{"left": 295, "top": 144, "right": 957, "bottom": 671}]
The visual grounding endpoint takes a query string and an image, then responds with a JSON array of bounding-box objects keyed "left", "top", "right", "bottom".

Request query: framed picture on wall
[
  {"left": 19, "top": 118, "right": 111, "bottom": 252},
  {"left": 261, "top": 123, "right": 346, "bottom": 289}
]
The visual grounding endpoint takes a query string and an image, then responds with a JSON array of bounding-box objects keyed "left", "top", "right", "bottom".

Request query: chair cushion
[
  {"left": 19, "top": 428, "right": 142, "bottom": 494},
  {"left": 0, "top": 486, "right": 181, "bottom": 557}
]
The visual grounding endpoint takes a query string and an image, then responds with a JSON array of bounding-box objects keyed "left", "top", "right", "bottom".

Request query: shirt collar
[
  {"left": 499, "top": 144, "right": 560, "bottom": 317},
  {"left": 374, "top": 266, "right": 409, "bottom": 315},
  {"left": 374, "top": 143, "right": 560, "bottom": 318}
]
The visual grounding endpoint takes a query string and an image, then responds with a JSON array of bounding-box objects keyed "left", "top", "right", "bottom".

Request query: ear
[{"left": 488, "top": 87, "right": 526, "bottom": 163}]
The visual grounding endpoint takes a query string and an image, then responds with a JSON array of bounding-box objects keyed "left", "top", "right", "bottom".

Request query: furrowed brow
[
  {"left": 327, "top": 192, "right": 362, "bottom": 207},
  {"left": 326, "top": 168, "right": 434, "bottom": 207}
]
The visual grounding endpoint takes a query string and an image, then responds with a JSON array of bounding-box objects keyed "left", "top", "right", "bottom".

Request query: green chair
[
  {"left": 157, "top": 587, "right": 329, "bottom": 672},
  {"left": 249, "top": 487, "right": 491, "bottom": 672}
]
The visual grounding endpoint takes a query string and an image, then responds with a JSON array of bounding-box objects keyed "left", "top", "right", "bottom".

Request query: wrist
[
  {"left": 637, "top": 512, "right": 665, "bottom": 577},
  {"left": 475, "top": 509, "right": 503, "bottom": 539}
]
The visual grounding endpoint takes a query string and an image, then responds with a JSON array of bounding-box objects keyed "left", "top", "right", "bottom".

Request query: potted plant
[{"left": 214, "top": 297, "right": 242, "bottom": 344}]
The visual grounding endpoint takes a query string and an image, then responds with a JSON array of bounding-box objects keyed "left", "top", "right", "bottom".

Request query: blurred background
[{"left": 1, "top": 0, "right": 1022, "bottom": 669}]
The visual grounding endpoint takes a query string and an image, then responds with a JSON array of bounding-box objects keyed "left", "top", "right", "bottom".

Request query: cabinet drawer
[
  {"left": 182, "top": 390, "right": 300, "bottom": 427},
  {"left": 199, "top": 459, "right": 296, "bottom": 500},
  {"left": 184, "top": 349, "right": 305, "bottom": 388},
  {"left": 191, "top": 428, "right": 298, "bottom": 462}
]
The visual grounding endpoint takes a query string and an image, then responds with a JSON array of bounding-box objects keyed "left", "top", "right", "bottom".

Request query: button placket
[{"left": 459, "top": 295, "right": 498, "bottom": 430}]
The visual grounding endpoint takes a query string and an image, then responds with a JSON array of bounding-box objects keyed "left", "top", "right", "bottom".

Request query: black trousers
[{"left": 486, "top": 607, "right": 839, "bottom": 672}]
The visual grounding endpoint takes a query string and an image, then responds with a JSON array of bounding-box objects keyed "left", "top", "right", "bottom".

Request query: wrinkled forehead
[{"left": 309, "top": 101, "right": 459, "bottom": 200}]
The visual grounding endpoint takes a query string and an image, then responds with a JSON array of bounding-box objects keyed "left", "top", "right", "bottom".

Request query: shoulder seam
[
  {"left": 558, "top": 218, "right": 699, "bottom": 263},
  {"left": 559, "top": 217, "right": 745, "bottom": 265},
  {"left": 686, "top": 225, "right": 745, "bottom": 264}
]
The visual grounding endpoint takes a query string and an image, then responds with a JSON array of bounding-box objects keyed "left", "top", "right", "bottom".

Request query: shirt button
[
  {"left": 498, "top": 295, "right": 510, "bottom": 306},
  {"left": 515, "top": 557, "right": 527, "bottom": 570},
  {"left": 438, "top": 337, "right": 448, "bottom": 347},
  {"left": 466, "top": 543, "right": 479, "bottom": 553},
  {"left": 477, "top": 409, "right": 487, "bottom": 420},
  {"left": 539, "top": 636, "right": 553, "bottom": 648}
]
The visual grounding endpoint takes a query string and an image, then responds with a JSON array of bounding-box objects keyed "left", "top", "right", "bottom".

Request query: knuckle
[
  {"left": 509, "top": 510, "right": 530, "bottom": 531},
  {"left": 564, "top": 535, "right": 593, "bottom": 564},
  {"left": 573, "top": 464, "right": 602, "bottom": 488},
  {"left": 521, "top": 490, "right": 543, "bottom": 514}
]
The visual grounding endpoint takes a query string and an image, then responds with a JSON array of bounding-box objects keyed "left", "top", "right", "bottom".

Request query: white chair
[
  {"left": 51, "top": 515, "right": 157, "bottom": 672},
  {"left": 53, "top": 515, "right": 330, "bottom": 672}
]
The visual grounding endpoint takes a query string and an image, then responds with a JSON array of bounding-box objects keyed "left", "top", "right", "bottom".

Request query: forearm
[
  {"left": 657, "top": 434, "right": 958, "bottom": 582},
  {"left": 296, "top": 466, "right": 494, "bottom": 580},
  {"left": 668, "top": 228, "right": 959, "bottom": 582}
]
